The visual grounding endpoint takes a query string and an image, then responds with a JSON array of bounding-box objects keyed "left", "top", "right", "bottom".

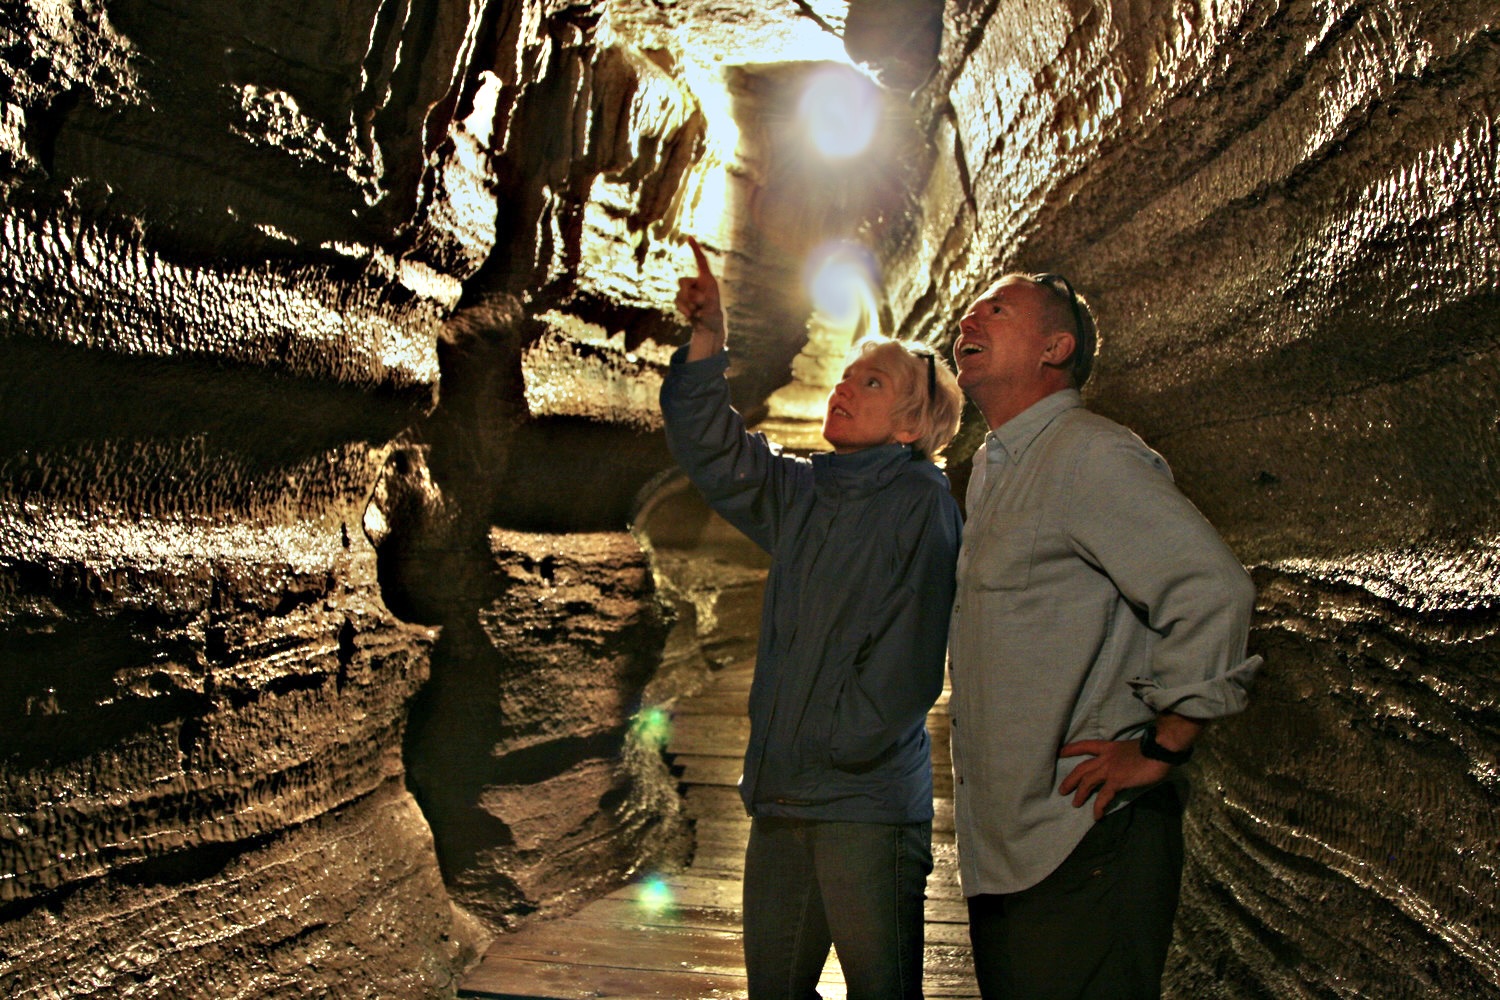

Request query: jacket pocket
[
  {"left": 963, "top": 508, "right": 1041, "bottom": 590},
  {"left": 793, "top": 640, "right": 854, "bottom": 775}
]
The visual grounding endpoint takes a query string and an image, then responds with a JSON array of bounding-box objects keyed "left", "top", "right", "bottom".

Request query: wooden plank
[
  {"left": 695, "top": 665, "right": 754, "bottom": 692},
  {"left": 686, "top": 848, "right": 752, "bottom": 875},
  {"left": 669, "top": 692, "right": 750, "bottom": 716},
  {"left": 570, "top": 897, "right": 742, "bottom": 934},
  {"left": 684, "top": 838, "right": 748, "bottom": 865},
  {"left": 682, "top": 784, "right": 746, "bottom": 819},
  {"left": 668, "top": 714, "right": 750, "bottom": 754},
  {"left": 462, "top": 930, "right": 848, "bottom": 999},
  {"left": 674, "top": 754, "right": 744, "bottom": 786},
  {"left": 933, "top": 795, "right": 955, "bottom": 833},
  {"left": 689, "top": 829, "right": 750, "bottom": 858},
  {"left": 926, "top": 897, "right": 968, "bottom": 924},
  {"left": 925, "top": 921, "right": 973, "bottom": 947},
  {"left": 612, "top": 871, "right": 743, "bottom": 903},
  {"left": 929, "top": 880, "right": 965, "bottom": 904},
  {"left": 478, "top": 922, "right": 745, "bottom": 973},
  {"left": 459, "top": 954, "right": 748, "bottom": 999},
  {"left": 588, "top": 879, "right": 747, "bottom": 925},
  {"left": 683, "top": 813, "right": 746, "bottom": 833}
]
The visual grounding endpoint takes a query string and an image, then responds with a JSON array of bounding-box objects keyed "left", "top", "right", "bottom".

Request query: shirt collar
[{"left": 984, "top": 389, "right": 1082, "bottom": 467}]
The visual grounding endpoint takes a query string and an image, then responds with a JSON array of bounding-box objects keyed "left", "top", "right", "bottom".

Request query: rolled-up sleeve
[{"left": 1065, "top": 433, "right": 1262, "bottom": 720}]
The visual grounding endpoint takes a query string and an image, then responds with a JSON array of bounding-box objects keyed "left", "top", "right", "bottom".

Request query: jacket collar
[{"left": 811, "top": 442, "right": 919, "bottom": 498}]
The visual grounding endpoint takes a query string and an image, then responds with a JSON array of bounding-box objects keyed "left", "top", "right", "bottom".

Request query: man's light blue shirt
[{"left": 948, "top": 389, "right": 1262, "bottom": 895}]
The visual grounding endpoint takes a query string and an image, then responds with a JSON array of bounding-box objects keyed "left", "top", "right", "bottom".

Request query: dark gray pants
[{"left": 966, "top": 783, "right": 1185, "bottom": 1000}]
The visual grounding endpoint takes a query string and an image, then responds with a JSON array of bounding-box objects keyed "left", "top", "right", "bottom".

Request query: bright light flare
[
  {"left": 798, "top": 67, "right": 881, "bottom": 160},
  {"left": 637, "top": 875, "right": 673, "bottom": 915},
  {"left": 631, "top": 706, "right": 672, "bottom": 750},
  {"left": 804, "top": 242, "right": 881, "bottom": 330},
  {"left": 673, "top": 62, "right": 741, "bottom": 243}
]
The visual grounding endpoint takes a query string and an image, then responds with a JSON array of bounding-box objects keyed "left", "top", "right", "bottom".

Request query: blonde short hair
[{"left": 851, "top": 339, "right": 964, "bottom": 462}]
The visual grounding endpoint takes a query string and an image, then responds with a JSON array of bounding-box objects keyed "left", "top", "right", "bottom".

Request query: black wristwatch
[{"left": 1139, "top": 724, "right": 1194, "bottom": 766}]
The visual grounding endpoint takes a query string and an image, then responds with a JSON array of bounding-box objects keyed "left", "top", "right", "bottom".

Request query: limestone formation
[{"left": 1, "top": 0, "right": 1496, "bottom": 998}]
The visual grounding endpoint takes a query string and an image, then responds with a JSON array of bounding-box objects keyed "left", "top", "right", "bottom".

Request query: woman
[{"left": 660, "top": 237, "right": 964, "bottom": 1000}]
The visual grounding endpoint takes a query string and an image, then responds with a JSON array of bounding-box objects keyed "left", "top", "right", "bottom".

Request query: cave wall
[
  {"left": 0, "top": 0, "right": 484, "bottom": 993},
  {"left": 890, "top": 1, "right": 1499, "bottom": 996},
  {"left": 2, "top": 0, "right": 1498, "bottom": 997},
  {"left": 0, "top": 0, "right": 702, "bottom": 995}
]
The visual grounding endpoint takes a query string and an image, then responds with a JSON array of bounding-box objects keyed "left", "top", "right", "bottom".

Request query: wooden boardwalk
[{"left": 459, "top": 661, "right": 978, "bottom": 999}]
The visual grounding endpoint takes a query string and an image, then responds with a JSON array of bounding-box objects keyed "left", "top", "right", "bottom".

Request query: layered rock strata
[
  {"left": 1, "top": 0, "right": 1497, "bottom": 998},
  {"left": 894, "top": 2, "right": 1500, "bottom": 995}
]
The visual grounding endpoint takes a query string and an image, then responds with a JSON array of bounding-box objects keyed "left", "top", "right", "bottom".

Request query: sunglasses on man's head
[
  {"left": 1030, "top": 272, "right": 1095, "bottom": 385},
  {"left": 1031, "top": 273, "right": 1084, "bottom": 340}
]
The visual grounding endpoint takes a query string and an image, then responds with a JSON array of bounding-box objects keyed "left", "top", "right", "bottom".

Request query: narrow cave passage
[{"left": 2, "top": 2, "right": 1497, "bottom": 999}]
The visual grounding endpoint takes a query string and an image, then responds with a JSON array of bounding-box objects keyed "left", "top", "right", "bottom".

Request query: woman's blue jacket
[{"left": 660, "top": 348, "right": 962, "bottom": 824}]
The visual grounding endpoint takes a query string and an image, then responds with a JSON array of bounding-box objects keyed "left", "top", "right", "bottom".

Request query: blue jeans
[{"left": 742, "top": 817, "right": 933, "bottom": 1000}]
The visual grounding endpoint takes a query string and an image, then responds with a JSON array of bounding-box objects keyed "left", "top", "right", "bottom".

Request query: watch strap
[{"left": 1140, "top": 724, "right": 1194, "bottom": 766}]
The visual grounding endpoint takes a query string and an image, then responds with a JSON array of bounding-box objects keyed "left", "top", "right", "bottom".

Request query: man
[{"left": 947, "top": 272, "right": 1262, "bottom": 999}]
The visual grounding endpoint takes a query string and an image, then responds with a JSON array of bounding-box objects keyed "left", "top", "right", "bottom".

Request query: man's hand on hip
[
  {"left": 1057, "top": 739, "right": 1172, "bottom": 821},
  {"left": 1059, "top": 713, "right": 1205, "bottom": 821}
]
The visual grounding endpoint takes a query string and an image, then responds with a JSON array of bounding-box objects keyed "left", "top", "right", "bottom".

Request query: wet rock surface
[
  {"left": 899, "top": 3, "right": 1500, "bottom": 995},
  {"left": 402, "top": 525, "right": 684, "bottom": 930},
  {"left": 1, "top": 0, "right": 1497, "bottom": 997}
]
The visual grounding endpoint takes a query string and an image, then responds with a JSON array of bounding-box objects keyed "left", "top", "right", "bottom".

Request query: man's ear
[{"left": 1043, "top": 332, "right": 1077, "bottom": 368}]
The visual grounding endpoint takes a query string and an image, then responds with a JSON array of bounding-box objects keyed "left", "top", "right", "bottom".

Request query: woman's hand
[{"left": 676, "top": 235, "right": 726, "bottom": 360}]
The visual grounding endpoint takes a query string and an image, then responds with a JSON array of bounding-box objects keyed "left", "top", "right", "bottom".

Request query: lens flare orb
[
  {"left": 805, "top": 242, "right": 880, "bottom": 329},
  {"left": 798, "top": 67, "right": 880, "bottom": 160},
  {"left": 638, "top": 875, "right": 673, "bottom": 915}
]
